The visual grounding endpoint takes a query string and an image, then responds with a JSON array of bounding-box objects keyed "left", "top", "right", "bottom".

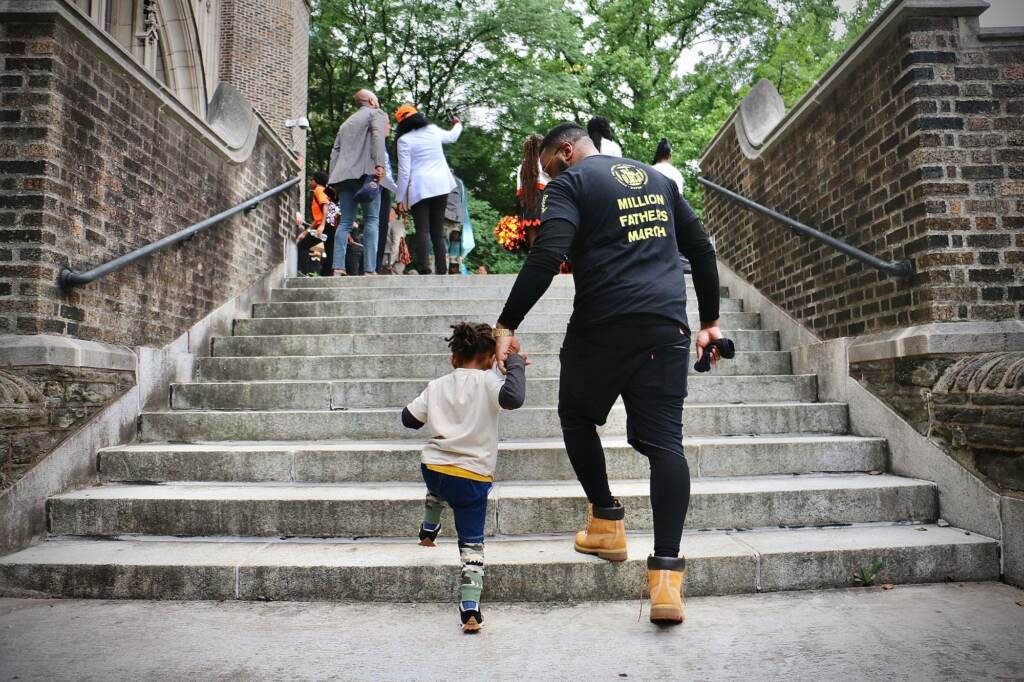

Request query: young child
[
  {"left": 321, "top": 186, "right": 341, "bottom": 276},
  {"left": 381, "top": 208, "right": 407, "bottom": 274},
  {"left": 401, "top": 322, "right": 527, "bottom": 633},
  {"left": 296, "top": 171, "right": 331, "bottom": 276},
  {"left": 308, "top": 171, "right": 330, "bottom": 235}
]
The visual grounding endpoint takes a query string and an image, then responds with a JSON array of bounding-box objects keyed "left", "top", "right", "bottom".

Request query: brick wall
[
  {"left": 291, "top": 0, "right": 310, "bottom": 154},
  {"left": 700, "top": 14, "right": 1024, "bottom": 341},
  {"left": 0, "top": 365, "right": 134, "bottom": 490},
  {"left": 220, "top": 0, "right": 310, "bottom": 144},
  {"left": 0, "top": 12, "right": 300, "bottom": 347}
]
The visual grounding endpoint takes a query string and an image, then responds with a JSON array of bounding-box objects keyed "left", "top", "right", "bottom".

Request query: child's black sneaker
[
  {"left": 460, "top": 600, "right": 483, "bottom": 633},
  {"left": 418, "top": 521, "right": 441, "bottom": 547}
]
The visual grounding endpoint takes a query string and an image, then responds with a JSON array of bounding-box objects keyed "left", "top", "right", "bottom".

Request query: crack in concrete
[
  {"left": 232, "top": 541, "right": 273, "bottom": 601},
  {"left": 728, "top": 533, "right": 763, "bottom": 592}
]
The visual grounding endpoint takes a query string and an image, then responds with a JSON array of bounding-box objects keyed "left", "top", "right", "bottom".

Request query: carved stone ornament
[
  {"left": 933, "top": 352, "right": 1024, "bottom": 397},
  {"left": 0, "top": 368, "right": 44, "bottom": 406}
]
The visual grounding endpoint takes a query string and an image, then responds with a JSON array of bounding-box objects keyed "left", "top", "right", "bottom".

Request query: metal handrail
[
  {"left": 698, "top": 177, "right": 914, "bottom": 278},
  {"left": 59, "top": 176, "right": 302, "bottom": 288}
]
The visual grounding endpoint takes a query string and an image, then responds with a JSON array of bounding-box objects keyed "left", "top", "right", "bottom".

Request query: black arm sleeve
[
  {"left": 673, "top": 191, "right": 720, "bottom": 324},
  {"left": 496, "top": 218, "right": 575, "bottom": 329},
  {"left": 498, "top": 354, "right": 527, "bottom": 410},
  {"left": 401, "top": 407, "right": 425, "bottom": 429}
]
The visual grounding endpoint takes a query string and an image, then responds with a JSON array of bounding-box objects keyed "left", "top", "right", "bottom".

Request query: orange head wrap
[{"left": 394, "top": 104, "right": 418, "bottom": 123}]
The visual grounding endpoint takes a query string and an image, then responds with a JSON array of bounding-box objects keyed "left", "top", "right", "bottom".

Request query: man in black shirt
[{"left": 493, "top": 123, "right": 722, "bottom": 625}]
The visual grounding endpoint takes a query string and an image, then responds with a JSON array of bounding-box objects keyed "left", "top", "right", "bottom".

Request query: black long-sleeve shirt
[{"left": 497, "top": 155, "right": 719, "bottom": 331}]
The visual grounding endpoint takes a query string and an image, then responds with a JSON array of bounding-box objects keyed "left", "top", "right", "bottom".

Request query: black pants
[
  {"left": 296, "top": 233, "right": 320, "bottom": 275},
  {"left": 297, "top": 231, "right": 329, "bottom": 275},
  {"left": 558, "top": 322, "right": 691, "bottom": 558},
  {"left": 320, "top": 224, "right": 337, "bottom": 277},
  {"left": 377, "top": 188, "right": 392, "bottom": 273},
  {"left": 411, "top": 194, "right": 448, "bottom": 275}
]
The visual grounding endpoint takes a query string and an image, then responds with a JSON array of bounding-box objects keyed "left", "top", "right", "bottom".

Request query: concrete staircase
[{"left": 0, "top": 274, "right": 1000, "bottom": 601}]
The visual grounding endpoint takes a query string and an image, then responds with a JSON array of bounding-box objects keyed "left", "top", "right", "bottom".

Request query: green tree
[
  {"left": 306, "top": 0, "right": 889, "bottom": 271},
  {"left": 445, "top": 127, "right": 519, "bottom": 216},
  {"left": 306, "top": 0, "right": 578, "bottom": 176},
  {"left": 570, "top": 0, "right": 778, "bottom": 153},
  {"left": 753, "top": 0, "right": 889, "bottom": 105}
]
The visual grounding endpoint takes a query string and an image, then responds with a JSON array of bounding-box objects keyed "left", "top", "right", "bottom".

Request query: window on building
[
  {"left": 103, "top": 0, "right": 113, "bottom": 33},
  {"left": 153, "top": 31, "right": 169, "bottom": 86},
  {"left": 66, "top": 0, "right": 206, "bottom": 114}
]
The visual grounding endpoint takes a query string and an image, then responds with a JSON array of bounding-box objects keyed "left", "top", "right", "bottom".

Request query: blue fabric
[
  {"left": 458, "top": 178, "right": 474, "bottom": 259},
  {"left": 451, "top": 178, "right": 474, "bottom": 274},
  {"left": 420, "top": 464, "right": 491, "bottom": 544},
  {"left": 353, "top": 176, "right": 381, "bottom": 204},
  {"left": 333, "top": 178, "right": 381, "bottom": 272}
]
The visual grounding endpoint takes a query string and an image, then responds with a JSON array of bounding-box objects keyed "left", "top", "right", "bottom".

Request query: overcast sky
[{"left": 979, "top": 0, "right": 1024, "bottom": 27}]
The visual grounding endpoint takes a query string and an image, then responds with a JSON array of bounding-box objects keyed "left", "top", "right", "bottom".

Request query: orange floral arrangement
[{"left": 494, "top": 215, "right": 525, "bottom": 252}]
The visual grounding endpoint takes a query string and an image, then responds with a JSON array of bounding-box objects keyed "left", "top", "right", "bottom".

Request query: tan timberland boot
[
  {"left": 647, "top": 555, "right": 686, "bottom": 624},
  {"left": 573, "top": 499, "right": 627, "bottom": 562}
]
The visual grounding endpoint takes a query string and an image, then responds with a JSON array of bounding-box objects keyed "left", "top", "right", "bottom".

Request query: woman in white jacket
[{"left": 394, "top": 104, "right": 463, "bottom": 275}]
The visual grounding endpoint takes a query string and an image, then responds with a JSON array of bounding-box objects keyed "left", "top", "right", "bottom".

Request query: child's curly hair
[{"left": 446, "top": 322, "right": 496, "bottom": 361}]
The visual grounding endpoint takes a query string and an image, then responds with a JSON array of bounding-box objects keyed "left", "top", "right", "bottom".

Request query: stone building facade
[
  {"left": 0, "top": 0, "right": 309, "bottom": 490},
  {"left": 700, "top": 0, "right": 1023, "bottom": 584},
  {"left": 701, "top": 13, "right": 1023, "bottom": 341}
]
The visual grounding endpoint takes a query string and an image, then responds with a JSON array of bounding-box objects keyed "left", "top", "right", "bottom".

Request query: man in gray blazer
[{"left": 327, "top": 89, "right": 387, "bottom": 276}]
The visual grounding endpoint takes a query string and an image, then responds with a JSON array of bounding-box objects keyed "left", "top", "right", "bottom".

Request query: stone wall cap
[
  {"left": 847, "top": 321, "right": 1024, "bottom": 364},
  {"left": 978, "top": 25, "right": 1024, "bottom": 41},
  {"left": 0, "top": 335, "right": 135, "bottom": 371},
  {"left": 207, "top": 83, "right": 259, "bottom": 157},
  {"left": 735, "top": 79, "right": 786, "bottom": 158}
]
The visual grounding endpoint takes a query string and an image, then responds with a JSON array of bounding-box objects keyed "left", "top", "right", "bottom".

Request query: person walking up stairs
[
  {"left": 493, "top": 123, "right": 722, "bottom": 623},
  {"left": 402, "top": 322, "right": 527, "bottom": 632}
]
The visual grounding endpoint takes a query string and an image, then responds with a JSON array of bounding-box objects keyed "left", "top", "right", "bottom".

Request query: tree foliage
[{"left": 307, "top": 0, "right": 889, "bottom": 271}]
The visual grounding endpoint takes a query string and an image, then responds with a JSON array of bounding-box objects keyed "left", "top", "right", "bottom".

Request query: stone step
[
  {"left": 285, "top": 274, "right": 571, "bottom": 289},
  {"left": 251, "top": 298, "right": 743, "bottom": 319},
  {"left": 194, "top": 351, "right": 791, "bottom": 382},
  {"left": 139, "top": 402, "right": 850, "bottom": 441},
  {"left": 211, "top": 329, "right": 782, "bottom": 357},
  {"left": 0, "top": 525, "right": 996, "bottom": 601},
  {"left": 268, "top": 285, "right": 724, "bottom": 303},
  {"left": 98, "top": 435, "right": 888, "bottom": 483},
  {"left": 233, "top": 311, "right": 763, "bottom": 336},
  {"left": 45, "top": 474, "right": 936, "bottom": 538},
  {"left": 172, "top": 374, "right": 817, "bottom": 411}
]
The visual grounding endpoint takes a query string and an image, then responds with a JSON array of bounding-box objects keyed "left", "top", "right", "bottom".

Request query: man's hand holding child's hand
[{"left": 495, "top": 334, "right": 530, "bottom": 374}]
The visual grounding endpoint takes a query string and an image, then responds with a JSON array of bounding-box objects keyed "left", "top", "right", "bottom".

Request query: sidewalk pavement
[{"left": 2, "top": 582, "right": 1023, "bottom": 681}]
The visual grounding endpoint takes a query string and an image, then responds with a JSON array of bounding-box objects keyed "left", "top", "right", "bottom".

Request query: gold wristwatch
[{"left": 493, "top": 327, "right": 515, "bottom": 338}]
